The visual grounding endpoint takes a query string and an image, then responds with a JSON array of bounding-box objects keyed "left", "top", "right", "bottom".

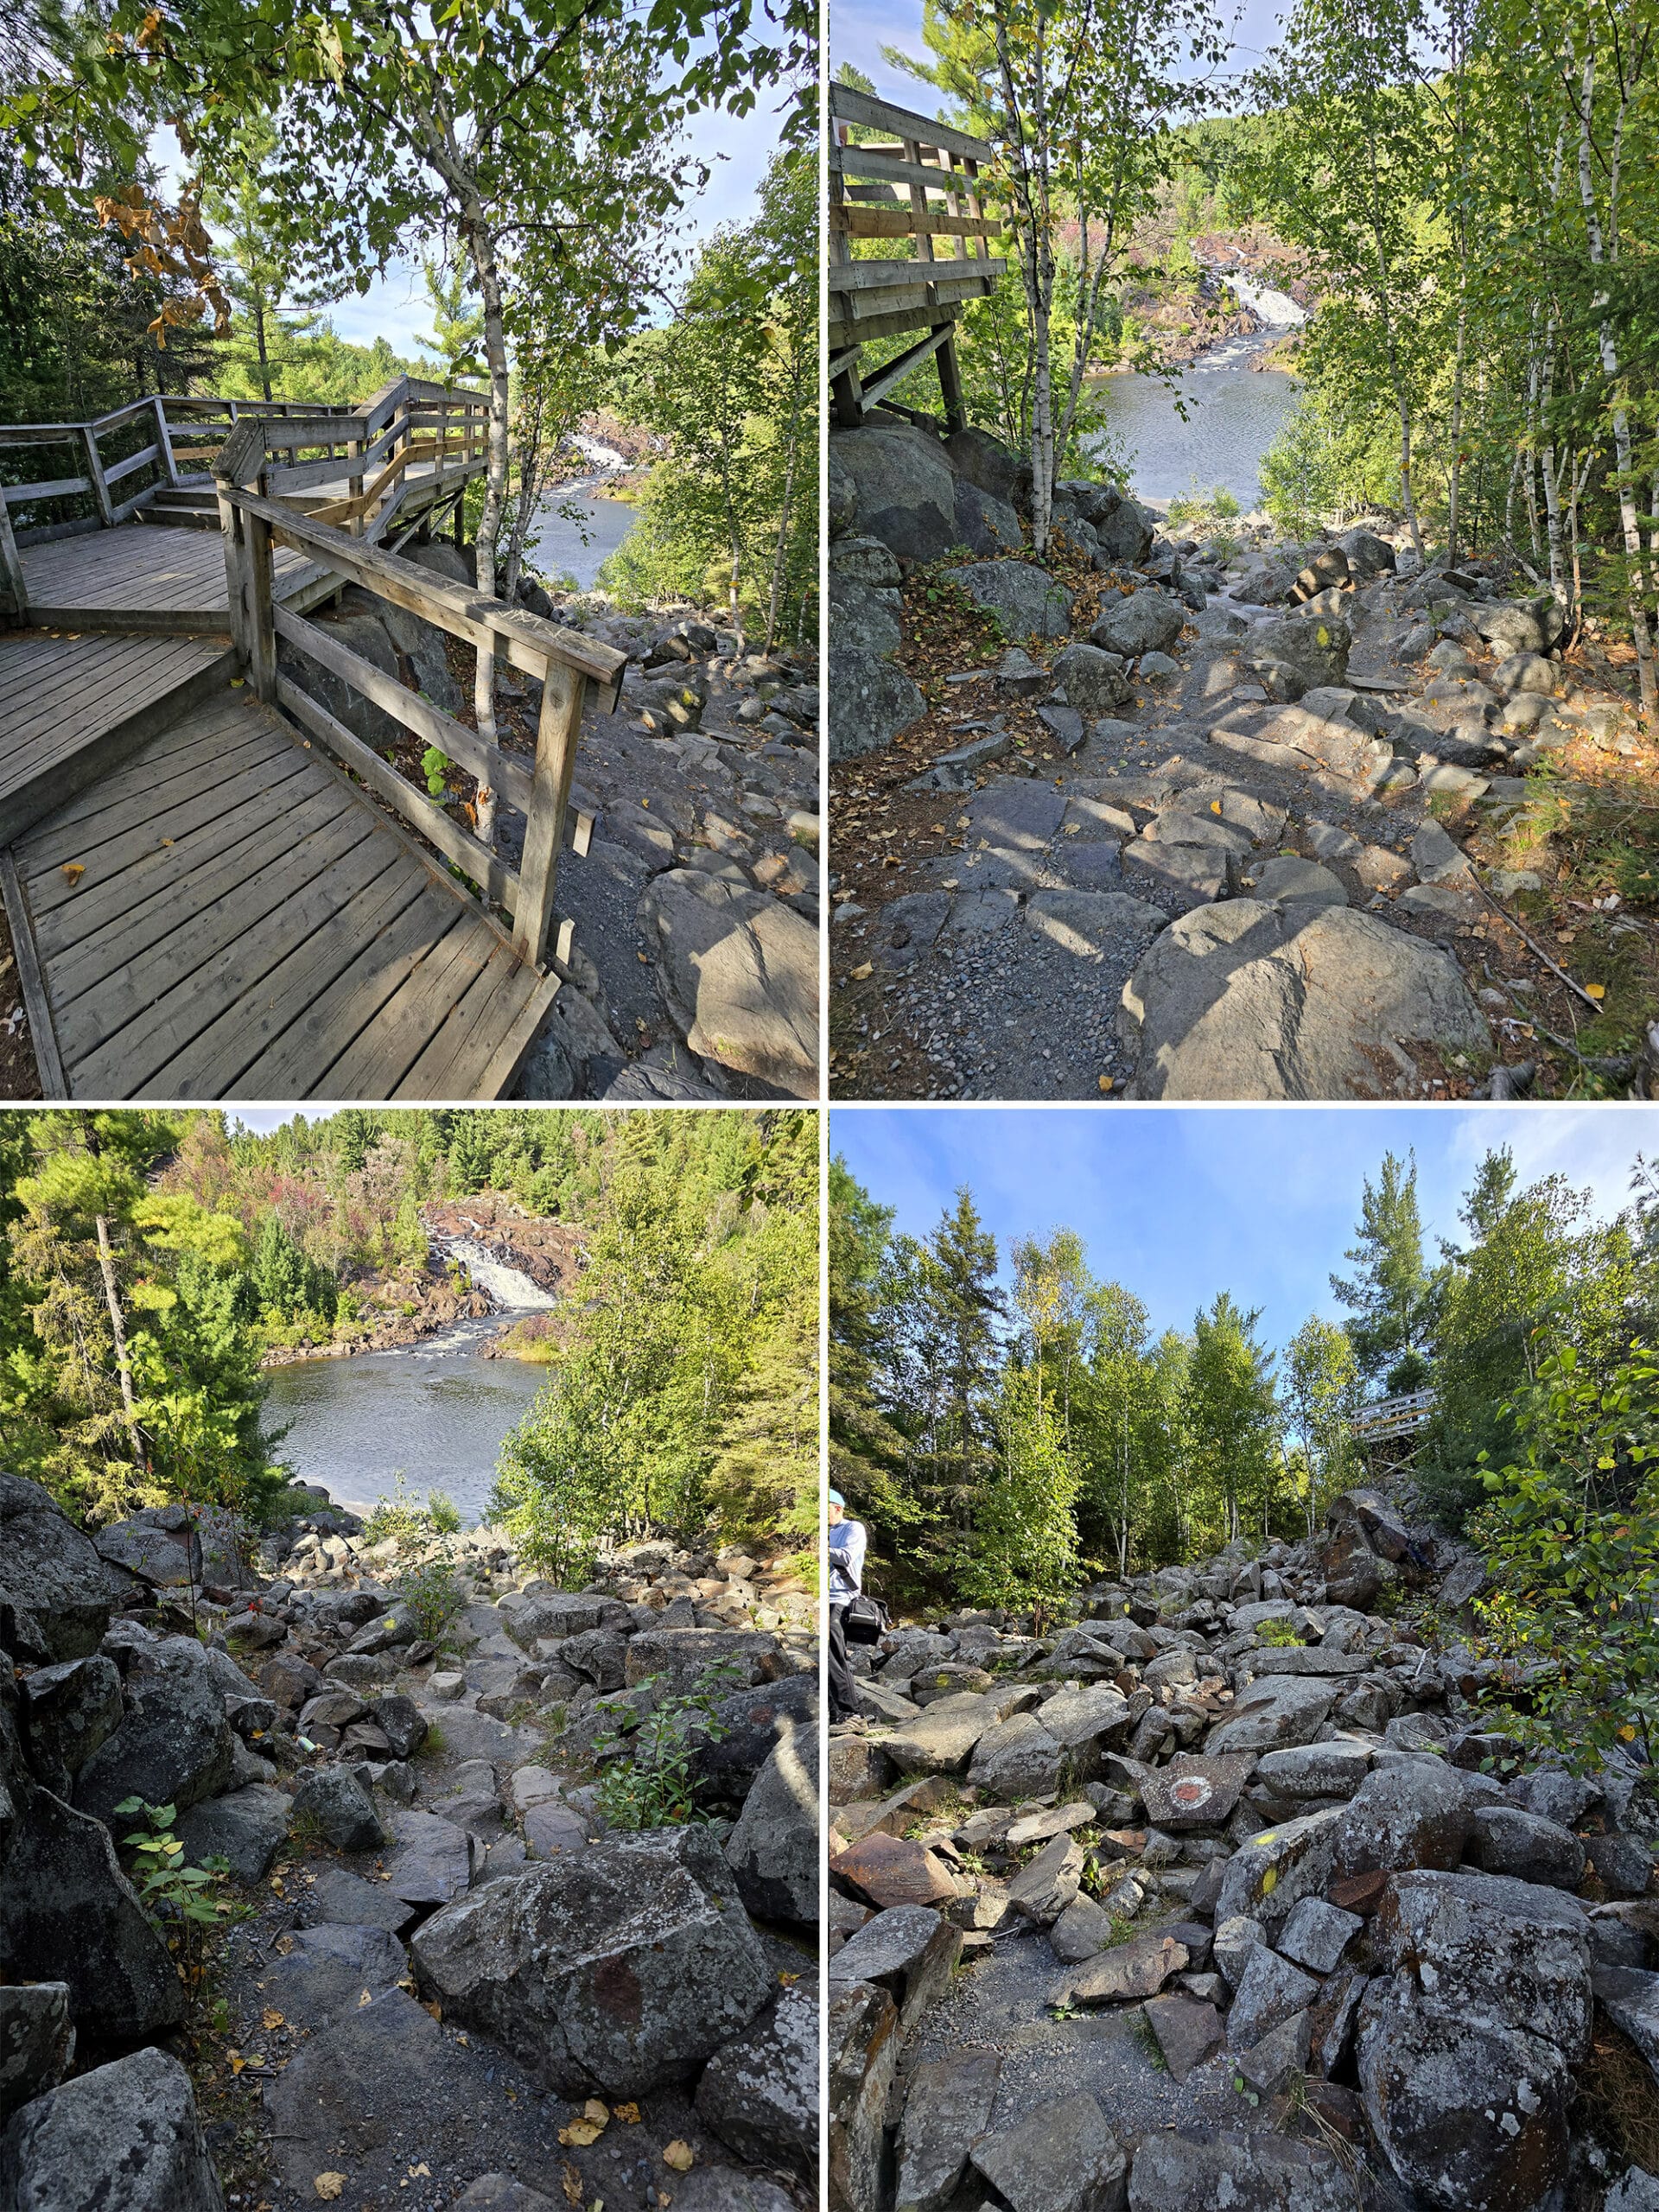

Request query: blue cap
[{"left": 828, "top": 1490, "right": 845, "bottom": 1507}]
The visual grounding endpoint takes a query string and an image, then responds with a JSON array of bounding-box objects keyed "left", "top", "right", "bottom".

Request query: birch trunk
[{"left": 94, "top": 1213, "right": 143, "bottom": 1471}]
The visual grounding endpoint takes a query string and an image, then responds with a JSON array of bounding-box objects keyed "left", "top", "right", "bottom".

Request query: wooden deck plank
[
  {"left": 393, "top": 944, "right": 542, "bottom": 1100},
  {"left": 315, "top": 911, "right": 497, "bottom": 1097},
  {"left": 49, "top": 782, "right": 360, "bottom": 1046},
  {"left": 29, "top": 749, "right": 312, "bottom": 955},
  {"left": 141, "top": 858, "right": 425, "bottom": 1099},
  {"left": 22, "top": 706, "right": 286, "bottom": 883},
  {"left": 230, "top": 885, "right": 467, "bottom": 1097},
  {"left": 4, "top": 638, "right": 221, "bottom": 752},
  {"left": 60, "top": 812, "right": 390, "bottom": 1095},
  {"left": 26, "top": 697, "right": 272, "bottom": 849}
]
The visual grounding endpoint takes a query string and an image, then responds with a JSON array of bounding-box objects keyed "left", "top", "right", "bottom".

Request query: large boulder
[
  {"left": 1215, "top": 1808, "right": 1342, "bottom": 1939},
  {"left": 1090, "top": 590, "right": 1184, "bottom": 660},
  {"left": 1337, "top": 527, "right": 1397, "bottom": 582},
  {"left": 0, "top": 1788, "right": 184, "bottom": 2044},
  {"left": 18, "top": 1656, "right": 123, "bottom": 1795},
  {"left": 0, "top": 1983, "right": 73, "bottom": 2122},
  {"left": 894, "top": 2047, "right": 1000, "bottom": 2212},
  {"left": 1242, "top": 611, "right": 1351, "bottom": 700},
  {"left": 0, "top": 1476, "right": 117, "bottom": 1661},
  {"left": 829, "top": 645, "right": 925, "bottom": 762},
  {"left": 73, "top": 1637, "right": 233, "bottom": 1830},
  {"left": 724, "top": 1717, "right": 817, "bottom": 1927},
  {"left": 1371, "top": 1868, "right": 1592, "bottom": 2058},
  {"left": 1357, "top": 1977, "right": 1571, "bottom": 2212},
  {"left": 830, "top": 1977, "right": 898, "bottom": 2212},
  {"left": 1121, "top": 900, "right": 1491, "bottom": 1101},
  {"left": 956, "top": 479, "right": 1025, "bottom": 556},
  {"left": 830, "top": 423, "right": 958, "bottom": 562},
  {"left": 1128, "top": 2129, "right": 1360, "bottom": 2210},
  {"left": 1092, "top": 497, "right": 1157, "bottom": 567},
  {"left": 690, "top": 1672, "right": 820, "bottom": 1808},
  {"left": 0, "top": 2044, "right": 223, "bottom": 2212},
  {"left": 832, "top": 575, "right": 903, "bottom": 660},
  {"left": 968, "top": 1712, "right": 1065, "bottom": 1800},
  {"left": 694, "top": 1975, "right": 817, "bottom": 2180},
  {"left": 969, "top": 2092, "right": 1128, "bottom": 2212},
  {"left": 944, "top": 426, "right": 1033, "bottom": 515},
  {"left": 409, "top": 1829, "right": 773, "bottom": 2094},
  {"left": 175, "top": 1783, "right": 292, "bottom": 1882},
  {"left": 1332, "top": 1762, "right": 1481, "bottom": 1882},
  {"left": 952, "top": 561, "right": 1073, "bottom": 641},
  {"left": 636, "top": 871, "right": 817, "bottom": 1098},
  {"left": 1205, "top": 1675, "right": 1338, "bottom": 1753},
  {"left": 1051, "top": 643, "right": 1133, "bottom": 714}
]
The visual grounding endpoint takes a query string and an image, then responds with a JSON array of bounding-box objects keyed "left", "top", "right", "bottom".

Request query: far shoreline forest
[
  {"left": 0, "top": 0, "right": 817, "bottom": 650},
  {"left": 839, "top": 0, "right": 1659, "bottom": 705},
  {"left": 0, "top": 1107, "right": 818, "bottom": 1580},
  {"left": 831, "top": 1139, "right": 1659, "bottom": 1771}
]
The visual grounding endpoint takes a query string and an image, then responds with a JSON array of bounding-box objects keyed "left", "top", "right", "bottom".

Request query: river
[
  {"left": 1084, "top": 266, "right": 1306, "bottom": 513},
  {"left": 524, "top": 434, "right": 638, "bottom": 591},
  {"left": 261, "top": 1239, "right": 556, "bottom": 1525}
]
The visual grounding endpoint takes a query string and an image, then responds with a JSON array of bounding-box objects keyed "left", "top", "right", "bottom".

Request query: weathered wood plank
[
  {"left": 0, "top": 853, "right": 66, "bottom": 1097},
  {"left": 22, "top": 699, "right": 281, "bottom": 872},
  {"left": 829, "top": 81, "right": 995, "bottom": 162},
  {"left": 512, "top": 658, "right": 584, "bottom": 968},
  {"left": 317, "top": 911, "right": 495, "bottom": 1097},
  {"left": 273, "top": 605, "right": 536, "bottom": 819},
  {"left": 142, "top": 858, "right": 423, "bottom": 1098}
]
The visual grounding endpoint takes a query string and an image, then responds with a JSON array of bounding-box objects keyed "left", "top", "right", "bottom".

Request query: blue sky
[
  {"left": 831, "top": 0, "right": 1291, "bottom": 111},
  {"left": 831, "top": 1107, "right": 1658, "bottom": 1361}
]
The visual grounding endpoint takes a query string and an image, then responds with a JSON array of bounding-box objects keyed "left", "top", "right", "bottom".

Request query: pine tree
[
  {"left": 961, "top": 1360, "right": 1077, "bottom": 1630},
  {"left": 1330, "top": 1150, "right": 1432, "bottom": 1387},
  {"left": 1185, "top": 1292, "right": 1279, "bottom": 1548}
]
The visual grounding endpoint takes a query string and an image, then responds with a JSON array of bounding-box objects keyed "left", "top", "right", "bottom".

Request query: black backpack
[{"left": 842, "top": 1591, "right": 891, "bottom": 1644}]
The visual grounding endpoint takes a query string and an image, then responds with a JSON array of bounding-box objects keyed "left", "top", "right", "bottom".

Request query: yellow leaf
[
  {"left": 562, "top": 2165, "right": 583, "bottom": 2206},
  {"left": 613, "top": 2102, "right": 641, "bottom": 2125},
  {"left": 1620, "top": 1724, "right": 1637, "bottom": 1741},
  {"left": 1211, "top": 799, "right": 1222, "bottom": 814},
  {"left": 358, "top": 1989, "right": 373, "bottom": 2007},
  {"left": 1097, "top": 1075, "right": 1114, "bottom": 1094},
  {"left": 262, "top": 2009, "right": 284, "bottom": 2031},
  {"left": 315, "top": 2178, "right": 346, "bottom": 2202},
  {"left": 60, "top": 862, "right": 86, "bottom": 886},
  {"left": 1584, "top": 982, "right": 1605, "bottom": 1001},
  {"left": 561, "top": 2121, "right": 604, "bottom": 2148},
  {"left": 582, "top": 2100, "right": 610, "bottom": 2127},
  {"left": 663, "top": 2143, "right": 695, "bottom": 2174},
  {"left": 409, "top": 2165, "right": 430, "bottom": 2179},
  {"left": 849, "top": 962, "right": 873, "bottom": 981},
  {"left": 230, "top": 2056, "right": 246, "bottom": 2075}
]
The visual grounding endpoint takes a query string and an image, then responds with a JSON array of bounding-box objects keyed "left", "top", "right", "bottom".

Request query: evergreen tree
[
  {"left": 1185, "top": 1292, "right": 1279, "bottom": 1547},
  {"left": 1330, "top": 1150, "right": 1432, "bottom": 1387},
  {"left": 961, "top": 1358, "right": 1077, "bottom": 1628},
  {"left": 1285, "top": 1313, "right": 1363, "bottom": 1540}
]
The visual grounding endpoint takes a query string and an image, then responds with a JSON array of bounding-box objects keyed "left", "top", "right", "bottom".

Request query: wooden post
[
  {"left": 512, "top": 657, "right": 585, "bottom": 968},
  {"left": 0, "top": 494, "right": 27, "bottom": 626},
  {"left": 217, "top": 489, "right": 253, "bottom": 668},
  {"left": 245, "top": 509, "right": 277, "bottom": 702},
  {"left": 152, "top": 396, "right": 179, "bottom": 488},
  {"left": 82, "top": 424, "right": 115, "bottom": 527},
  {"left": 938, "top": 329, "right": 968, "bottom": 435}
]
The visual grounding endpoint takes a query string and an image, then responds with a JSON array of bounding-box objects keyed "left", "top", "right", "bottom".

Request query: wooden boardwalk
[
  {"left": 7, "top": 686, "right": 560, "bottom": 1100},
  {"left": 20, "top": 525, "right": 327, "bottom": 632}
]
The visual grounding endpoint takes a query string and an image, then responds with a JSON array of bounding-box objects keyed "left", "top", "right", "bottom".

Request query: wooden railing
[
  {"left": 0, "top": 375, "right": 488, "bottom": 620},
  {"left": 828, "top": 85, "right": 1004, "bottom": 432},
  {"left": 214, "top": 433, "right": 623, "bottom": 973},
  {"left": 1351, "top": 1389, "right": 1436, "bottom": 1442}
]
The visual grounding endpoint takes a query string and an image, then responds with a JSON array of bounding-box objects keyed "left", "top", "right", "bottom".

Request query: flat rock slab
[
  {"left": 830, "top": 1831, "right": 958, "bottom": 1910},
  {"left": 1144, "top": 1994, "right": 1225, "bottom": 2083},
  {"left": 175, "top": 1783, "right": 292, "bottom": 1883},
  {"left": 1141, "top": 1755, "right": 1256, "bottom": 1833},
  {"left": 255, "top": 1922, "right": 407, "bottom": 2029},
  {"left": 378, "top": 1808, "right": 474, "bottom": 1908},
  {"left": 294, "top": 1864, "right": 420, "bottom": 1935},
  {"left": 966, "top": 781, "right": 1068, "bottom": 851},
  {"left": 418, "top": 1705, "right": 545, "bottom": 1770},
  {"left": 1059, "top": 1929, "right": 1191, "bottom": 2008}
]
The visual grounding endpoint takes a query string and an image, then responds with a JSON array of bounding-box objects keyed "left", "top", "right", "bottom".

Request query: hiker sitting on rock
[{"left": 828, "top": 1489, "right": 867, "bottom": 1726}]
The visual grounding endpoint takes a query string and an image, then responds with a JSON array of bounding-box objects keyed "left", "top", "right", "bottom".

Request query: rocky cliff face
[
  {"left": 0, "top": 1473, "right": 818, "bottom": 2210},
  {"left": 828, "top": 1485, "right": 1659, "bottom": 2212}
]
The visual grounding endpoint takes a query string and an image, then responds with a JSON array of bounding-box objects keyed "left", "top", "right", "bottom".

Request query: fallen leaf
[
  {"left": 408, "top": 2165, "right": 430, "bottom": 2179},
  {"left": 358, "top": 1989, "right": 373, "bottom": 2007},
  {"left": 1098, "top": 1075, "right": 1114, "bottom": 1093},
  {"left": 314, "top": 2178, "right": 346, "bottom": 2203},
  {"left": 60, "top": 862, "right": 86, "bottom": 886},
  {"left": 849, "top": 962, "right": 873, "bottom": 981},
  {"left": 1585, "top": 982, "right": 1606, "bottom": 1001},
  {"left": 262, "top": 2009, "right": 284, "bottom": 2031},
  {"left": 1211, "top": 799, "right": 1222, "bottom": 813},
  {"left": 561, "top": 2164, "right": 583, "bottom": 2206},
  {"left": 583, "top": 2100, "right": 611, "bottom": 2126},
  {"left": 663, "top": 2143, "right": 695, "bottom": 2174},
  {"left": 423, "top": 2000, "right": 442, "bottom": 2020},
  {"left": 613, "top": 2102, "right": 641, "bottom": 2125},
  {"left": 561, "top": 2120, "right": 605, "bottom": 2148}
]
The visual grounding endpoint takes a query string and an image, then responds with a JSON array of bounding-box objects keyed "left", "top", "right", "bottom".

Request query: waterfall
[
  {"left": 1216, "top": 267, "right": 1306, "bottom": 331},
  {"left": 441, "top": 1235, "right": 556, "bottom": 1313}
]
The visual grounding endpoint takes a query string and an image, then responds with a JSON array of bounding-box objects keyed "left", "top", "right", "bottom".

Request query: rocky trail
[
  {"left": 0, "top": 1475, "right": 818, "bottom": 2212},
  {"left": 829, "top": 416, "right": 1659, "bottom": 1100},
  {"left": 828, "top": 1486, "right": 1659, "bottom": 2212},
  {"left": 315, "top": 540, "right": 819, "bottom": 1104}
]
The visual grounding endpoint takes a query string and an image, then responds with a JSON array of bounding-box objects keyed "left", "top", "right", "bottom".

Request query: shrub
[
  {"left": 1255, "top": 1618, "right": 1304, "bottom": 1648},
  {"left": 115, "top": 1797, "right": 238, "bottom": 1987},
  {"left": 591, "top": 1659, "right": 746, "bottom": 1829},
  {"left": 388, "top": 1555, "right": 468, "bottom": 1646},
  {"left": 1471, "top": 1344, "right": 1659, "bottom": 1773}
]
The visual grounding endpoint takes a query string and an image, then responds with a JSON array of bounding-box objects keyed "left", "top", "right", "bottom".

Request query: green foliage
[
  {"left": 362, "top": 1472, "right": 460, "bottom": 1552},
  {"left": 1472, "top": 1344, "right": 1659, "bottom": 1772},
  {"left": 591, "top": 1660, "right": 744, "bottom": 1829},
  {"left": 599, "top": 147, "right": 816, "bottom": 650},
  {"left": 387, "top": 1554, "right": 468, "bottom": 1647},
  {"left": 1255, "top": 1618, "right": 1305, "bottom": 1648},
  {"left": 115, "top": 1797, "right": 238, "bottom": 1990},
  {"left": 1285, "top": 1314, "right": 1363, "bottom": 1540}
]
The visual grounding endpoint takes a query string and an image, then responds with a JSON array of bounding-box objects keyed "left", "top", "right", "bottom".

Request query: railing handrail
[
  {"left": 213, "top": 477, "right": 624, "bottom": 971},
  {"left": 0, "top": 378, "right": 487, "bottom": 446}
]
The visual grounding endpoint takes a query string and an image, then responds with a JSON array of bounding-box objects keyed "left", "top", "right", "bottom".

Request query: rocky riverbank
[
  {"left": 0, "top": 1474, "right": 818, "bottom": 2211},
  {"left": 829, "top": 417, "right": 1659, "bottom": 1099},
  {"left": 828, "top": 1485, "right": 1659, "bottom": 2212},
  {"left": 291, "top": 531, "right": 818, "bottom": 1104}
]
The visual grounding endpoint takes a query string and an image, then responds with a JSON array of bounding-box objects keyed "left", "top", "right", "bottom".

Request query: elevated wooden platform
[
  {"left": 19, "top": 523, "right": 330, "bottom": 633},
  {"left": 5, "top": 685, "right": 561, "bottom": 1101},
  {"left": 0, "top": 628, "right": 236, "bottom": 844}
]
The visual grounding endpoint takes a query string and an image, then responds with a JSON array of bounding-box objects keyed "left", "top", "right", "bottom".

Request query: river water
[
  {"left": 261, "top": 1241, "right": 556, "bottom": 1525},
  {"left": 524, "top": 433, "right": 639, "bottom": 591},
  {"left": 1084, "top": 268, "right": 1306, "bottom": 513}
]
